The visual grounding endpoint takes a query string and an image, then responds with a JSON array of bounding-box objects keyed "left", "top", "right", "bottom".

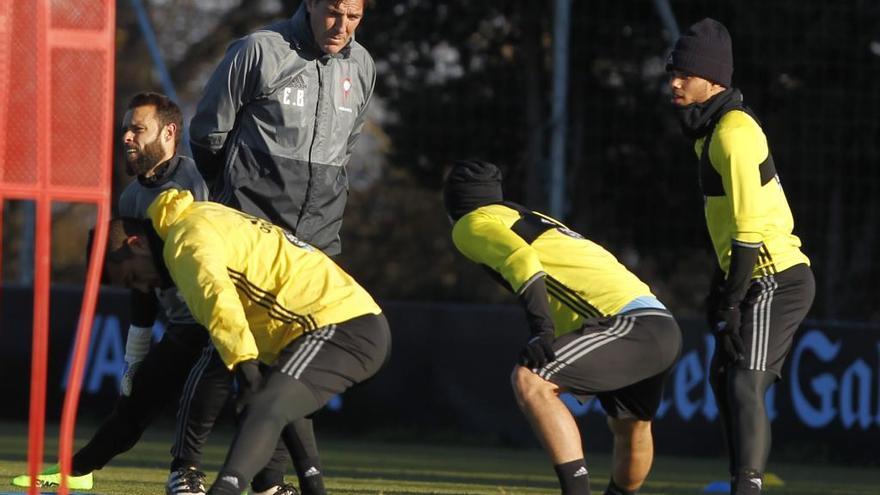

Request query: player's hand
[
  {"left": 120, "top": 360, "right": 142, "bottom": 397},
  {"left": 712, "top": 306, "right": 744, "bottom": 364},
  {"left": 121, "top": 324, "right": 152, "bottom": 397},
  {"left": 234, "top": 359, "right": 262, "bottom": 416},
  {"left": 519, "top": 332, "right": 556, "bottom": 369}
]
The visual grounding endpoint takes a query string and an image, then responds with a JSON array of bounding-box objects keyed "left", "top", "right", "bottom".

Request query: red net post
[
  {"left": 27, "top": 3, "right": 51, "bottom": 495},
  {"left": 49, "top": 1, "right": 116, "bottom": 494}
]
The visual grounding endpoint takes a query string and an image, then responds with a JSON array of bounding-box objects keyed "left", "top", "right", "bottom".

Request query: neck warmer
[
  {"left": 675, "top": 87, "right": 743, "bottom": 139},
  {"left": 138, "top": 156, "right": 180, "bottom": 188}
]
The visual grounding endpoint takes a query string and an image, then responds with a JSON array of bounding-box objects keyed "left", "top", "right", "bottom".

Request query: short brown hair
[{"left": 127, "top": 92, "right": 184, "bottom": 149}]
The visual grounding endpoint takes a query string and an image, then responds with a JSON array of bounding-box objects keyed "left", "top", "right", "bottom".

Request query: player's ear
[
  {"left": 127, "top": 235, "right": 152, "bottom": 256},
  {"left": 163, "top": 122, "right": 177, "bottom": 144}
]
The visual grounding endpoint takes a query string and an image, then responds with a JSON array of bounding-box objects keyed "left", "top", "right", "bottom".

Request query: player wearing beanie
[
  {"left": 444, "top": 160, "right": 682, "bottom": 495},
  {"left": 667, "top": 18, "right": 815, "bottom": 495}
]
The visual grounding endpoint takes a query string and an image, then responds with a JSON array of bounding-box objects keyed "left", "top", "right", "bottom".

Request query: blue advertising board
[{"left": 1, "top": 286, "right": 877, "bottom": 463}]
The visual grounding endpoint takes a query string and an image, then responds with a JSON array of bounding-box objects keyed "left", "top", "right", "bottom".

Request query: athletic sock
[
  {"left": 295, "top": 458, "right": 326, "bottom": 495},
  {"left": 732, "top": 469, "right": 763, "bottom": 495},
  {"left": 554, "top": 459, "right": 591, "bottom": 495},
  {"left": 604, "top": 477, "right": 636, "bottom": 495},
  {"left": 207, "top": 471, "right": 246, "bottom": 495}
]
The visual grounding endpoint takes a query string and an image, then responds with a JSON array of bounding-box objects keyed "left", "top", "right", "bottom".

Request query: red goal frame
[{"left": 0, "top": 1, "right": 115, "bottom": 494}]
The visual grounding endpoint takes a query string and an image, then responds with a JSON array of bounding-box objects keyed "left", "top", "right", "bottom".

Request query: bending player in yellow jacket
[
  {"left": 103, "top": 189, "right": 391, "bottom": 495},
  {"left": 443, "top": 160, "right": 682, "bottom": 495}
]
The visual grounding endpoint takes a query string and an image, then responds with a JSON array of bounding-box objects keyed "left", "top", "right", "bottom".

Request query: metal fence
[
  {"left": 3, "top": 0, "right": 877, "bottom": 322},
  {"left": 346, "top": 0, "right": 880, "bottom": 322}
]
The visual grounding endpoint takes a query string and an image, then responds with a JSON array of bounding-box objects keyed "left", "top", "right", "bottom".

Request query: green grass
[{"left": 0, "top": 422, "right": 876, "bottom": 494}]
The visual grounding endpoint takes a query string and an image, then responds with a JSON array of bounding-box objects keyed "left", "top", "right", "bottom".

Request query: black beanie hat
[
  {"left": 443, "top": 159, "right": 504, "bottom": 221},
  {"left": 666, "top": 18, "right": 733, "bottom": 87}
]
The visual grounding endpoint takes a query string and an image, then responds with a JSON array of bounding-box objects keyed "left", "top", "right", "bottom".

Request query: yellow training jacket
[
  {"left": 697, "top": 109, "right": 809, "bottom": 277},
  {"left": 452, "top": 203, "right": 654, "bottom": 336},
  {"left": 147, "top": 189, "right": 381, "bottom": 369}
]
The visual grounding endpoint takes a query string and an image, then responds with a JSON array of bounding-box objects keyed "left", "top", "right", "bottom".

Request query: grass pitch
[{"left": 0, "top": 422, "right": 876, "bottom": 494}]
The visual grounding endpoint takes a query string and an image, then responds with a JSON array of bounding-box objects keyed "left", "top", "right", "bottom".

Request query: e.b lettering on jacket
[{"left": 282, "top": 87, "right": 305, "bottom": 107}]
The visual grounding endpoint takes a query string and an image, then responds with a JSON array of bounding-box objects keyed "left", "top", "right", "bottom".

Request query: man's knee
[
  {"left": 729, "top": 369, "right": 774, "bottom": 403},
  {"left": 510, "top": 366, "right": 557, "bottom": 408},
  {"left": 251, "top": 376, "right": 321, "bottom": 426},
  {"left": 607, "top": 417, "right": 651, "bottom": 441}
]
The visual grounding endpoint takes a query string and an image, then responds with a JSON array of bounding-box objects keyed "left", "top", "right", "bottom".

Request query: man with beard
[
  {"left": 12, "top": 91, "right": 208, "bottom": 491},
  {"left": 667, "top": 19, "right": 814, "bottom": 495},
  {"left": 12, "top": 93, "right": 315, "bottom": 495}
]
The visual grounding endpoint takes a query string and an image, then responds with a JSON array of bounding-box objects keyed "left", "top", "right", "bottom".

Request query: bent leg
[
  {"left": 606, "top": 417, "right": 653, "bottom": 492},
  {"left": 210, "top": 376, "right": 321, "bottom": 495},
  {"left": 512, "top": 366, "right": 590, "bottom": 495},
  {"left": 71, "top": 396, "right": 152, "bottom": 474},
  {"left": 170, "top": 346, "right": 232, "bottom": 471},
  {"left": 75, "top": 327, "right": 206, "bottom": 473},
  {"left": 511, "top": 365, "right": 583, "bottom": 463},
  {"left": 725, "top": 265, "right": 813, "bottom": 493},
  {"left": 208, "top": 315, "right": 390, "bottom": 495}
]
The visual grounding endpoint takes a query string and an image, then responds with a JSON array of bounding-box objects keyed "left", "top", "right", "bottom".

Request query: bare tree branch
[{"left": 169, "top": 0, "right": 291, "bottom": 98}]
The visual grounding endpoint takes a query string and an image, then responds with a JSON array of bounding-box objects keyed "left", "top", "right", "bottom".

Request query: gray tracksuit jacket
[
  {"left": 190, "top": 3, "right": 376, "bottom": 256},
  {"left": 118, "top": 155, "right": 209, "bottom": 326}
]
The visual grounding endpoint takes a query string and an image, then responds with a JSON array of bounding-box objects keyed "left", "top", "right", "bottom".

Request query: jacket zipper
[{"left": 297, "top": 59, "right": 325, "bottom": 232}]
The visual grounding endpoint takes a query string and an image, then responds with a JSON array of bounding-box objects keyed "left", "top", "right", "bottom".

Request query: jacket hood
[{"left": 147, "top": 188, "right": 195, "bottom": 239}]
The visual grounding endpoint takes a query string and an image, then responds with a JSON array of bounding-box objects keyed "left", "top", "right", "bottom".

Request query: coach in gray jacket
[{"left": 190, "top": 0, "right": 374, "bottom": 256}]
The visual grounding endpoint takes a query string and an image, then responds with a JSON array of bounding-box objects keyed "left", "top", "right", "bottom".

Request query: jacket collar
[{"left": 137, "top": 155, "right": 182, "bottom": 188}]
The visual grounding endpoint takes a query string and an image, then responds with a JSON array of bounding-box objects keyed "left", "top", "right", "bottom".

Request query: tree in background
[{"left": 16, "top": 0, "right": 879, "bottom": 321}]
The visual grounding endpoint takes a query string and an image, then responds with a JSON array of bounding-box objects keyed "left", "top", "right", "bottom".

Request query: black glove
[
  {"left": 712, "top": 305, "right": 744, "bottom": 364},
  {"left": 233, "top": 359, "right": 262, "bottom": 416},
  {"left": 707, "top": 244, "right": 759, "bottom": 365},
  {"left": 519, "top": 332, "right": 556, "bottom": 369}
]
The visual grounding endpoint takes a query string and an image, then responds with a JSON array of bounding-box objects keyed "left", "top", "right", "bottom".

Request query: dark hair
[{"left": 127, "top": 92, "right": 184, "bottom": 149}]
